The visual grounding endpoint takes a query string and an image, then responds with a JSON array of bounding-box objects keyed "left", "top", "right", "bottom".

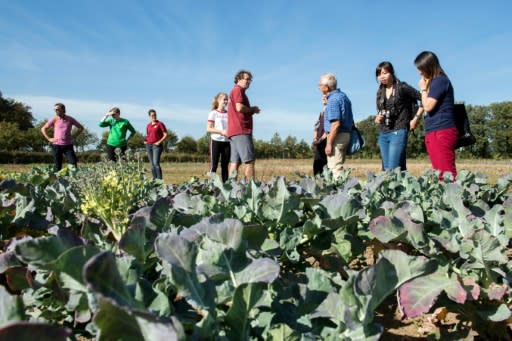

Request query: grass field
[{"left": 1, "top": 158, "right": 511, "bottom": 185}]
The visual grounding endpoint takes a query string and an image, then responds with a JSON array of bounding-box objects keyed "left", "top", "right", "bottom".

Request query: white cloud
[
  {"left": 13, "top": 94, "right": 315, "bottom": 142},
  {"left": 15, "top": 94, "right": 203, "bottom": 137}
]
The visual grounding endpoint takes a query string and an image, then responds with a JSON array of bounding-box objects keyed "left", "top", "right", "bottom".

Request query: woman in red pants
[{"left": 415, "top": 51, "right": 458, "bottom": 180}]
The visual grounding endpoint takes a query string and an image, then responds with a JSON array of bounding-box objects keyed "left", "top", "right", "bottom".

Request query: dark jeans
[
  {"left": 209, "top": 140, "right": 230, "bottom": 182},
  {"left": 106, "top": 144, "right": 127, "bottom": 162},
  {"left": 313, "top": 139, "right": 327, "bottom": 175},
  {"left": 52, "top": 144, "right": 77, "bottom": 171},
  {"left": 146, "top": 144, "right": 163, "bottom": 179},
  {"left": 378, "top": 128, "right": 408, "bottom": 171}
]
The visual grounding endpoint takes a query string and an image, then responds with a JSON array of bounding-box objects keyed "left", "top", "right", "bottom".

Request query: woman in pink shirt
[
  {"left": 41, "top": 103, "right": 84, "bottom": 171},
  {"left": 144, "top": 109, "right": 168, "bottom": 180}
]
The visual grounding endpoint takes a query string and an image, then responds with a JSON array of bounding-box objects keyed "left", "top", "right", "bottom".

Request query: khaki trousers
[{"left": 327, "top": 132, "right": 350, "bottom": 179}]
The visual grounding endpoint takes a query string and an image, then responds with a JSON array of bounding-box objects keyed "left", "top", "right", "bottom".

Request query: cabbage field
[{"left": 0, "top": 158, "right": 511, "bottom": 340}]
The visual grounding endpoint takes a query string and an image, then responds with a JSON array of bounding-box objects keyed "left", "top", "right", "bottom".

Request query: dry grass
[
  {"left": 161, "top": 158, "right": 511, "bottom": 184},
  {"left": 1, "top": 159, "right": 511, "bottom": 185}
]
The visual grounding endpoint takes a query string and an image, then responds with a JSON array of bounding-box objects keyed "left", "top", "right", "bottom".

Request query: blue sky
[{"left": 1, "top": 0, "right": 511, "bottom": 143}]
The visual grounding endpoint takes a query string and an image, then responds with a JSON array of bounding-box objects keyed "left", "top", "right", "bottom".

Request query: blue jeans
[
  {"left": 378, "top": 128, "right": 408, "bottom": 171},
  {"left": 146, "top": 144, "right": 163, "bottom": 179}
]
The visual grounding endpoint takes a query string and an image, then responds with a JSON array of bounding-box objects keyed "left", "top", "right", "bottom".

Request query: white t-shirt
[{"left": 207, "top": 110, "right": 228, "bottom": 142}]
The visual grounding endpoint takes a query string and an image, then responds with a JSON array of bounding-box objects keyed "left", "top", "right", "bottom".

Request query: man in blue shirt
[{"left": 318, "top": 73, "right": 354, "bottom": 178}]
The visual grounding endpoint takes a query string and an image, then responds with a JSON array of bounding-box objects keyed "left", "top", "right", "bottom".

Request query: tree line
[{"left": 1, "top": 94, "right": 511, "bottom": 159}]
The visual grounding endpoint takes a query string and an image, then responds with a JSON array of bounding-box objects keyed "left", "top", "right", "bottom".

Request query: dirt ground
[
  {"left": 353, "top": 242, "right": 479, "bottom": 340},
  {"left": 374, "top": 298, "right": 479, "bottom": 340}
]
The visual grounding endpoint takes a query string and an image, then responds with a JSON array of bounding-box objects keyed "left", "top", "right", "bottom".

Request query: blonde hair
[{"left": 211, "top": 92, "right": 227, "bottom": 111}]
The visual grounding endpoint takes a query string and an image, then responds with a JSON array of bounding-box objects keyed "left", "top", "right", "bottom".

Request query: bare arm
[
  {"left": 206, "top": 121, "right": 226, "bottom": 136},
  {"left": 418, "top": 78, "right": 437, "bottom": 112},
  {"left": 409, "top": 106, "right": 425, "bottom": 130},
  {"left": 421, "top": 92, "right": 438, "bottom": 112},
  {"left": 41, "top": 124, "right": 54, "bottom": 143}
]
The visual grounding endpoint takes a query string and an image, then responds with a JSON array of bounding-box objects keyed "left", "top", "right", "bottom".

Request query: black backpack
[{"left": 454, "top": 103, "right": 476, "bottom": 148}]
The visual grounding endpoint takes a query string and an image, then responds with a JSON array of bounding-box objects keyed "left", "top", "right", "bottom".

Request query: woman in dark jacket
[{"left": 375, "top": 61, "right": 424, "bottom": 171}]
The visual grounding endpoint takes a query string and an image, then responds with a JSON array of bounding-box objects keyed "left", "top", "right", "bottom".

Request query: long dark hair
[
  {"left": 375, "top": 61, "right": 397, "bottom": 83},
  {"left": 414, "top": 51, "right": 446, "bottom": 79},
  {"left": 376, "top": 61, "right": 399, "bottom": 110}
]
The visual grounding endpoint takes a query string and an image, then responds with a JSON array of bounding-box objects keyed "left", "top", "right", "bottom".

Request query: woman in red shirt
[{"left": 144, "top": 109, "right": 168, "bottom": 180}]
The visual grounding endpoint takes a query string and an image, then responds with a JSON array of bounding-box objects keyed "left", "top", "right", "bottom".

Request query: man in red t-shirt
[{"left": 227, "top": 70, "right": 260, "bottom": 180}]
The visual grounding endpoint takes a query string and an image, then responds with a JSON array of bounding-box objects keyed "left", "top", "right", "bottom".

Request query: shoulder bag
[
  {"left": 347, "top": 125, "right": 365, "bottom": 155},
  {"left": 454, "top": 103, "right": 476, "bottom": 148}
]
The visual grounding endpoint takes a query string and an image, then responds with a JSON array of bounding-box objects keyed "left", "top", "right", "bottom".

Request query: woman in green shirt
[{"left": 99, "top": 107, "right": 136, "bottom": 161}]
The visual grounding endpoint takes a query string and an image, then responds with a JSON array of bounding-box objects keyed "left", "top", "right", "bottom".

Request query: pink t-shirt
[
  {"left": 227, "top": 85, "right": 252, "bottom": 137},
  {"left": 44, "top": 115, "right": 82, "bottom": 145}
]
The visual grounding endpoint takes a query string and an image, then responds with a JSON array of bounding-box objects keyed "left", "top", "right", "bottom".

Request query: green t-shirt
[{"left": 99, "top": 117, "right": 136, "bottom": 147}]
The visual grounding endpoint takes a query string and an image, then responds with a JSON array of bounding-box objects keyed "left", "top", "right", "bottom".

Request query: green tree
[
  {"left": 355, "top": 116, "right": 379, "bottom": 158},
  {"left": 283, "top": 135, "right": 297, "bottom": 158},
  {"left": 97, "top": 131, "right": 109, "bottom": 150},
  {"left": 465, "top": 104, "right": 491, "bottom": 158},
  {"left": 269, "top": 132, "right": 283, "bottom": 158},
  {"left": 164, "top": 129, "right": 179, "bottom": 151},
  {"left": 0, "top": 122, "right": 24, "bottom": 151},
  {"left": 0, "top": 96, "right": 38, "bottom": 151},
  {"left": 73, "top": 127, "right": 99, "bottom": 152},
  {"left": 254, "top": 139, "right": 272, "bottom": 158},
  {"left": 127, "top": 131, "right": 145, "bottom": 149},
  {"left": 295, "top": 139, "right": 312, "bottom": 158},
  {"left": 26, "top": 121, "right": 51, "bottom": 152},
  {"left": 196, "top": 134, "right": 210, "bottom": 156},
  {"left": 0, "top": 96, "right": 35, "bottom": 130},
  {"left": 176, "top": 135, "right": 197, "bottom": 153},
  {"left": 488, "top": 101, "right": 512, "bottom": 158},
  {"left": 406, "top": 120, "right": 426, "bottom": 159}
]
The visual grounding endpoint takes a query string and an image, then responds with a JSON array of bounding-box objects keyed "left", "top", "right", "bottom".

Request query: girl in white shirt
[{"left": 206, "top": 92, "right": 230, "bottom": 182}]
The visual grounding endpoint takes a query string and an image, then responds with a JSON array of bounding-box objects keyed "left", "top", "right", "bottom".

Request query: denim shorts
[{"left": 229, "top": 135, "right": 255, "bottom": 163}]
